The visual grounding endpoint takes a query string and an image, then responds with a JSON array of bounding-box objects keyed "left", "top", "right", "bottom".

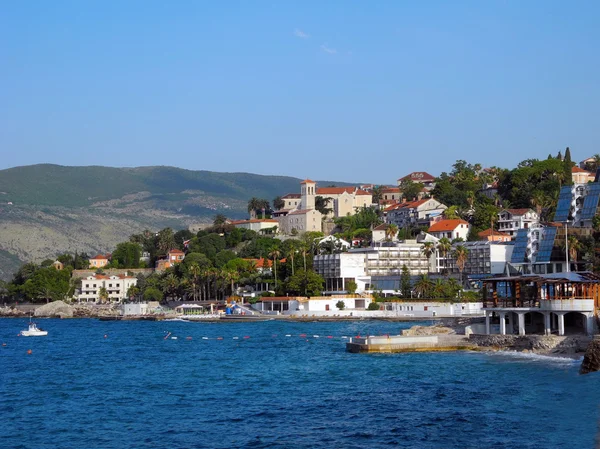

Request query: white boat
[{"left": 20, "top": 321, "right": 48, "bottom": 337}]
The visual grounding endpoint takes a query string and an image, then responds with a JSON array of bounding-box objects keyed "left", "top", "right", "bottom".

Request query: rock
[
  {"left": 580, "top": 338, "right": 600, "bottom": 375},
  {"left": 34, "top": 301, "right": 74, "bottom": 318},
  {"left": 402, "top": 325, "right": 455, "bottom": 337}
]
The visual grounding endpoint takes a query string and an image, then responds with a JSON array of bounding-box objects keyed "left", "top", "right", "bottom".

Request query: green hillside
[
  {"left": 0, "top": 164, "right": 359, "bottom": 280},
  {"left": 0, "top": 164, "right": 347, "bottom": 209}
]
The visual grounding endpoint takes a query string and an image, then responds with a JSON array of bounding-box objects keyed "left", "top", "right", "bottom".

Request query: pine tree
[
  {"left": 564, "top": 147, "right": 574, "bottom": 185},
  {"left": 557, "top": 150, "right": 563, "bottom": 160},
  {"left": 400, "top": 265, "right": 411, "bottom": 298}
]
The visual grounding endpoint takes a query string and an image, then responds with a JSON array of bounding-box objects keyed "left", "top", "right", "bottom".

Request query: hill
[{"left": 0, "top": 164, "right": 355, "bottom": 280}]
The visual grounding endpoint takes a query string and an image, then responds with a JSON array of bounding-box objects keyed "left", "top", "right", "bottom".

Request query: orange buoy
[{"left": 27, "top": 349, "right": 32, "bottom": 355}]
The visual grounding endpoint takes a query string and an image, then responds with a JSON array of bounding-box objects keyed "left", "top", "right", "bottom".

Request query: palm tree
[
  {"left": 268, "top": 249, "right": 281, "bottom": 288},
  {"left": 421, "top": 241, "right": 436, "bottom": 259},
  {"left": 286, "top": 242, "right": 298, "bottom": 276},
  {"left": 443, "top": 206, "right": 460, "bottom": 219},
  {"left": 437, "top": 237, "right": 452, "bottom": 272},
  {"left": 452, "top": 245, "right": 469, "bottom": 287},
  {"left": 162, "top": 273, "right": 180, "bottom": 300},
  {"left": 568, "top": 235, "right": 582, "bottom": 270},
  {"left": 157, "top": 228, "right": 176, "bottom": 254},
  {"left": 98, "top": 286, "right": 109, "bottom": 303},
  {"left": 413, "top": 275, "right": 433, "bottom": 298},
  {"left": 247, "top": 197, "right": 261, "bottom": 219},
  {"left": 187, "top": 262, "right": 201, "bottom": 301},
  {"left": 385, "top": 224, "right": 398, "bottom": 241}
]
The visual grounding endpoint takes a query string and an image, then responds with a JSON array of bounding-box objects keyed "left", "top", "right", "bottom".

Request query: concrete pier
[{"left": 346, "top": 334, "right": 476, "bottom": 353}]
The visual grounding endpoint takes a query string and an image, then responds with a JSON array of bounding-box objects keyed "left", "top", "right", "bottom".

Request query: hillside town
[{"left": 3, "top": 151, "right": 600, "bottom": 337}]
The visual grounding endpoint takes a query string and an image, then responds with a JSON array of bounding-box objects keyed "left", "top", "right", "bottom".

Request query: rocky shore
[{"left": 0, "top": 301, "right": 121, "bottom": 319}]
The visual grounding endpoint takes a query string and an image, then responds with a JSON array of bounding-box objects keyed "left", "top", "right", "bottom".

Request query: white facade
[
  {"left": 78, "top": 274, "right": 138, "bottom": 303},
  {"left": 497, "top": 209, "right": 539, "bottom": 237},
  {"left": 386, "top": 198, "right": 447, "bottom": 228},
  {"left": 446, "top": 241, "right": 514, "bottom": 276},
  {"left": 232, "top": 219, "right": 279, "bottom": 233},
  {"left": 313, "top": 252, "right": 369, "bottom": 292},
  {"left": 122, "top": 303, "right": 149, "bottom": 316}
]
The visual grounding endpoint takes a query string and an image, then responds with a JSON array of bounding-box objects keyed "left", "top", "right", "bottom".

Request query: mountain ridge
[{"left": 0, "top": 164, "right": 360, "bottom": 280}]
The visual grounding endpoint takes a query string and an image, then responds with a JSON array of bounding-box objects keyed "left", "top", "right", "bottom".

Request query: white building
[
  {"left": 254, "top": 295, "right": 372, "bottom": 316},
  {"left": 231, "top": 218, "right": 279, "bottom": 233},
  {"left": 78, "top": 274, "right": 138, "bottom": 303},
  {"left": 446, "top": 241, "right": 514, "bottom": 276},
  {"left": 497, "top": 208, "right": 539, "bottom": 237},
  {"left": 428, "top": 219, "right": 471, "bottom": 241},
  {"left": 385, "top": 198, "right": 447, "bottom": 229}
]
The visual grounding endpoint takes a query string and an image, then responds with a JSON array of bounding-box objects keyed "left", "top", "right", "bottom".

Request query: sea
[{"left": 1, "top": 318, "right": 599, "bottom": 449}]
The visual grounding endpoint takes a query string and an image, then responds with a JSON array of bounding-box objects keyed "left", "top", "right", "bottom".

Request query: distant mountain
[{"left": 0, "top": 164, "right": 356, "bottom": 280}]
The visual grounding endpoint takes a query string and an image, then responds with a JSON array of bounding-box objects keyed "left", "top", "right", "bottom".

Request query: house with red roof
[
  {"left": 89, "top": 254, "right": 110, "bottom": 269},
  {"left": 478, "top": 228, "right": 512, "bottom": 243},
  {"left": 385, "top": 198, "right": 447, "bottom": 229},
  {"left": 397, "top": 172, "right": 436, "bottom": 190},
  {"left": 77, "top": 274, "right": 138, "bottom": 303},
  {"left": 275, "top": 179, "right": 372, "bottom": 235},
  {"left": 497, "top": 208, "right": 539, "bottom": 237},
  {"left": 572, "top": 166, "right": 595, "bottom": 184},
  {"left": 428, "top": 219, "right": 471, "bottom": 241}
]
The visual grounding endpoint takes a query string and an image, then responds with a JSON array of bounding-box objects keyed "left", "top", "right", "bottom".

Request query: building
[
  {"left": 315, "top": 186, "right": 372, "bottom": 217},
  {"left": 155, "top": 249, "right": 186, "bottom": 270},
  {"left": 446, "top": 241, "right": 513, "bottom": 276},
  {"left": 482, "top": 272, "right": 600, "bottom": 336},
  {"left": 78, "top": 274, "right": 138, "bottom": 303},
  {"left": 313, "top": 240, "right": 435, "bottom": 294},
  {"left": 572, "top": 167, "right": 595, "bottom": 184},
  {"left": 371, "top": 224, "right": 397, "bottom": 243},
  {"left": 275, "top": 179, "right": 372, "bottom": 235},
  {"left": 52, "top": 260, "right": 64, "bottom": 270},
  {"left": 380, "top": 187, "right": 401, "bottom": 204},
  {"left": 253, "top": 295, "right": 372, "bottom": 316},
  {"left": 89, "top": 254, "right": 109, "bottom": 269},
  {"left": 428, "top": 219, "right": 470, "bottom": 241},
  {"left": 231, "top": 218, "right": 279, "bottom": 233},
  {"left": 478, "top": 228, "right": 512, "bottom": 242},
  {"left": 313, "top": 252, "right": 369, "bottom": 292},
  {"left": 397, "top": 172, "right": 436, "bottom": 190},
  {"left": 497, "top": 209, "right": 539, "bottom": 237},
  {"left": 554, "top": 181, "right": 600, "bottom": 230},
  {"left": 385, "top": 198, "right": 447, "bottom": 229}
]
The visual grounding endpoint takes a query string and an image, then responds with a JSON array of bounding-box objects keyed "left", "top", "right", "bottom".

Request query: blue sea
[{"left": 1, "top": 318, "right": 598, "bottom": 449}]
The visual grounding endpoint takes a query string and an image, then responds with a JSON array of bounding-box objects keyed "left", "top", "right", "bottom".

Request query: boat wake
[{"left": 486, "top": 350, "right": 582, "bottom": 365}]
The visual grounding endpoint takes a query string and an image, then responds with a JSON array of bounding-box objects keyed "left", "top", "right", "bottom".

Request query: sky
[{"left": 1, "top": 1, "right": 600, "bottom": 184}]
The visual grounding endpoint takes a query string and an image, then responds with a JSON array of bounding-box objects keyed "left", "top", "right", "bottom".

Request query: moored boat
[{"left": 20, "top": 320, "right": 48, "bottom": 337}]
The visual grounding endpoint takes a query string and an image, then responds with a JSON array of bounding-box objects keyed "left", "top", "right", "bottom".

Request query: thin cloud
[
  {"left": 320, "top": 44, "right": 337, "bottom": 54},
  {"left": 294, "top": 29, "right": 310, "bottom": 39}
]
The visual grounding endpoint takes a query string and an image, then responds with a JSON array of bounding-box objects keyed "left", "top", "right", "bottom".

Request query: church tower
[{"left": 300, "top": 179, "right": 316, "bottom": 210}]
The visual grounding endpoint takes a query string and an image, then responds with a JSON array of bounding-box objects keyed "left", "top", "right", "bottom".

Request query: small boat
[{"left": 20, "top": 320, "right": 48, "bottom": 337}]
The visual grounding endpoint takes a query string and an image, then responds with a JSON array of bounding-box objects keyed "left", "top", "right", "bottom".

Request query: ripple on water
[{"left": 0, "top": 318, "right": 598, "bottom": 449}]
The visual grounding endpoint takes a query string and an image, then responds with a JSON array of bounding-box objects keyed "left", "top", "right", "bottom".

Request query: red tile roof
[
  {"left": 373, "top": 223, "right": 390, "bottom": 231},
  {"left": 91, "top": 254, "right": 108, "bottom": 260},
  {"left": 505, "top": 208, "right": 532, "bottom": 216},
  {"left": 288, "top": 209, "right": 315, "bottom": 215},
  {"left": 428, "top": 219, "right": 469, "bottom": 232},
  {"left": 572, "top": 166, "right": 589, "bottom": 173},
  {"left": 398, "top": 172, "right": 436, "bottom": 183},
  {"left": 168, "top": 249, "right": 185, "bottom": 254},
  {"left": 282, "top": 193, "right": 301, "bottom": 199},
  {"left": 478, "top": 228, "right": 510, "bottom": 237},
  {"left": 300, "top": 179, "right": 315, "bottom": 184}
]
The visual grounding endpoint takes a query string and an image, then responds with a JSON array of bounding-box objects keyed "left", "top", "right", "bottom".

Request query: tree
[
  {"left": 213, "top": 214, "right": 228, "bottom": 226},
  {"left": 335, "top": 300, "right": 345, "bottom": 310},
  {"left": 400, "top": 265, "right": 411, "bottom": 298},
  {"left": 127, "top": 285, "right": 140, "bottom": 302},
  {"left": 273, "top": 196, "right": 285, "bottom": 211},
  {"left": 413, "top": 275, "right": 433, "bottom": 298},
  {"left": 268, "top": 249, "right": 281, "bottom": 289},
  {"left": 346, "top": 280, "right": 357, "bottom": 294},
  {"left": 315, "top": 196, "right": 333, "bottom": 215},
  {"left": 385, "top": 224, "right": 398, "bottom": 241},
  {"left": 421, "top": 241, "right": 436, "bottom": 259},
  {"left": 563, "top": 147, "right": 574, "bottom": 186},
  {"left": 98, "top": 286, "right": 109, "bottom": 303},
  {"left": 371, "top": 185, "right": 384, "bottom": 204},
  {"left": 399, "top": 179, "right": 424, "bottom": 201},
  {"left": 453, "top": 245, "right": 469, "bottom": 286},
  {"left": 143, "top": 286, "right": 163, "bottom": 302},
  {"left": 437, "top": 238, "right": 452, "bottom": 272},
  {"left": 285, "top": 269, "right": 324, "bottom": 297},
  {"left": 568, "top": 235, "right": 582, "bottom": 268},
  {"left": 443, "top": 206, "right": 460, "bottom": 219},
  {"left": 157, "top": 228, "right": 176, "bottom": 254},
  {"left": 112, "top": 242, "right": 142, "bottom": 268}
]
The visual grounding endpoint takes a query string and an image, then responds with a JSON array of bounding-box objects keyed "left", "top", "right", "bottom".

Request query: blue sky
[{"left": 1, "top": 1, "right": 599, "bottom": 184}]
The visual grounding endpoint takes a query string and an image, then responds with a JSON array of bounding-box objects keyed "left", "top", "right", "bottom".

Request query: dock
[{"left": 346, "top": 334, "right": 477, "bottom": 353}]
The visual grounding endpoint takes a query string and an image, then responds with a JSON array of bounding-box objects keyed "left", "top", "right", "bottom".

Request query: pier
[{"left": 346, "top": 334, "right": 476, "bottom": 353}]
